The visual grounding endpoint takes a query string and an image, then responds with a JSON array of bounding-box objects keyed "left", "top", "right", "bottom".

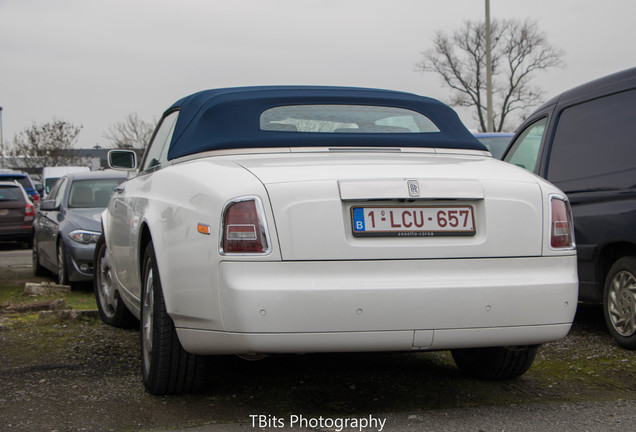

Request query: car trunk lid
[
  {"left": 0, "top": 201, "right": 27, "bottom": 225},
  {"left": 234, "top": 150, "right": 544, "bottom": 261}
]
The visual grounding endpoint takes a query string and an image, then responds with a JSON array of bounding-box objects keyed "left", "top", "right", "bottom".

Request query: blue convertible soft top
[{"left": 165, "top": 86, "right": 485, "bottom": 160}]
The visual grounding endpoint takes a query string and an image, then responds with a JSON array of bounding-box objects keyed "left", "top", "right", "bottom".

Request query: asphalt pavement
[{"left": 150, "top": 400, "right": 636, "bottom": 432}]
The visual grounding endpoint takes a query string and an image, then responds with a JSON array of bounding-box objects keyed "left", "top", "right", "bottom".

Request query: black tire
[
  {"left": 32, "top": 236, "right": 47, "bottom": 276},
  {"left": 94, "top": 235, "right": 136, "bottom": 328},
  {"left": 57, "top": 240, "right": 70, "bottom": 285},
  {"left": 603, "top": 256, "right": 636, "bottom": 349},
  {"left": 451, "top": 345, "right": 539, "bottom": 380},
  {"left": 140, "top": 242, "right": 207, "bottom": 395}
]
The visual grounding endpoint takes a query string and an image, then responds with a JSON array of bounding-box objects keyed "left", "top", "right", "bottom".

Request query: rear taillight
[
  {"left": 24, "top": 202, "right": 34, "bottom": 220},
  {"left": 221, "top": 197, "right": 269, "bottom": 254},
  {"left": 550, "top": 195, "right": 574, "bottom": 249}
]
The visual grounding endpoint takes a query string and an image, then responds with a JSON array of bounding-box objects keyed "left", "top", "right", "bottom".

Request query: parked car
[
  {"left": 502, "top": 67, "right": 636, "bottom": 349},
  {"left": 0, "top": 169, "right": 40, "bottom": 207},
  {"left": 473, "top": 132, "right": 514, "bottom": 159},
  {"left": 0, "top": 181, "right": 34, "bottom": 247},
  {"left": 97, "top": 86, "right": 577, "bottom": 395},
  {"left": 32, "top": 170, "right": 127, "bottom": 285}
]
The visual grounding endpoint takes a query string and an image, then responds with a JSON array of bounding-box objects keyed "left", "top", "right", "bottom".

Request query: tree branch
[{"left": 416, "top": 18, "right": 565, "bottom": 132}]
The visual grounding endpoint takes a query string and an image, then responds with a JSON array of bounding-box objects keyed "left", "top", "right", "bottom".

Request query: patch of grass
[
  {"left": 0, "top": 282, "right": 97, "bottom": 311},
  {"left": 0, "top": 282, "right": 25, "bottom": 304}
]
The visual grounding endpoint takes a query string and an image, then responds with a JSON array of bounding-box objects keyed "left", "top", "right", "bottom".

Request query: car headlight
[{"left": 68, "top": 230, "right": 101, "bottom": 244}]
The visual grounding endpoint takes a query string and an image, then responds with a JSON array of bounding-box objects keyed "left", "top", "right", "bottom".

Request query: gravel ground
[
  {"left": 1, "top": 303, "right": 635, "bottom": 432},
  {"left": 1, "top": 244, "right": 635, "bottom": 432}
]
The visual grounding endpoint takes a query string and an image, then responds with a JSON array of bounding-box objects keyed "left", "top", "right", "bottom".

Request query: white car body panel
[
  {"left": 215, "top": 257, "right": 576, "bottom": 333},
  {"left": 103, "top": 148, "right": 578, "bottom": 356},
  {"left": 234, "top": 152, "right": 546, "bottom": 260},
  {"left": 173, "top": 255, "right": 577, "bottom": 355}
]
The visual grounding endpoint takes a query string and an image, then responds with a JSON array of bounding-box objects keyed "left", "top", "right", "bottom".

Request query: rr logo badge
[{"left": 407, "top": 180, "right": 420, "bottom": 197}]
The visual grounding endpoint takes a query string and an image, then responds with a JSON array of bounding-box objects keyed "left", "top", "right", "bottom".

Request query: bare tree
[
  {"left": 416, "top": 18, "right": 565, "bottom": 132},
  {"left": 104, "top": 113, "right": 155, "bottom": 150},
  {"left": 10, "top": 120, "right": 83, "bottom": 170}
]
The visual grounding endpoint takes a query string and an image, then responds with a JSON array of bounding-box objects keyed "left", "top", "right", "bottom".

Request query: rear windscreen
[
  {"left": 260, "top": 105, "right": 441, "bottom": 134},
  {"left": 0, "top": 186, "right": 22, "bottom": 201},
  {"left": 0, "top": 176, "right": 31, "bottom": 190},
  {"left": 68, "top": 179, "right": 124, "bottom": 208}
]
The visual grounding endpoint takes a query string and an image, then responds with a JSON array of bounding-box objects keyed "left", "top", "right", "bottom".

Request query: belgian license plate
[{"left": 351, "top": 206, "right": 475, "bottom": 237}]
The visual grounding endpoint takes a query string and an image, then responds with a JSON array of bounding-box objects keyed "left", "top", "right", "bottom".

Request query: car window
[
  {"left": 504, "top": 118, "right": 547, "bottom": 173},
  {"left": 47, "top": 178, "right": 64, "bottom": 202},
  {"left": 45, "top": 177, "right": 60, "bottom": 194},
  {"left": 0, "top": 175, "right": 31, "bottom": 190},
  {"left": 546, "top": 89, "right": 636, "bottom": 192},
  {"left": 15, "top": 177, "right": 33, "bottom": 190},
  {"left": 142, "top": 111, "right": 179, "bottom": 171},
  {"left": 475, "top": 135, "right": 513, "bottom": 159},
  {"left": 68, "top": 178, "right": 125, "bottom": 208},
  {"left": 0, "top": 185, "right": 23, "bottom": 201},
  {"left": 49, "top": 178, "right": 68, "bottom": 209},
  {"left": 260, "top": 105, "right": 440, "bottom": 133}
]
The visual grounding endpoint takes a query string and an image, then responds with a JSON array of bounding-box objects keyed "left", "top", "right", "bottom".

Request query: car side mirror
[
  {"left": 40, "top": 200, "right": 60, "bottom": 211},
  {"left": 108, "top": 150, "right": 137, "bottom": 171}
]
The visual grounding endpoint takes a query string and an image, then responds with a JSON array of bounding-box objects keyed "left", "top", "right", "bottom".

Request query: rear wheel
[
  {"left": 94, "top": 235, "right": 135, "bottom": 328},
  {"left": 451, "top": 345, "right": 539, "bottom": 380},
  {"left": 603, "top": 256, "right": 636, "bottom": 349},
  {"left": 140, "top": 242, "right": 206, "bottom": 395}
]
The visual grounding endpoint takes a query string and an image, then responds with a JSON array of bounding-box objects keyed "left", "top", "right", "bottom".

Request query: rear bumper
[
  {"left": 175, "top": 256, "right": 578, "bottom": 355},
  {"left": 178, "top": 324, "right": 573, "bottom": 355},
  {"left": 0, "top": 225, "right": 32, "bottom": 243}
]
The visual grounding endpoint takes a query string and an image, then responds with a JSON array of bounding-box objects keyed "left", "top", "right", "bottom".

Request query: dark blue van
[{"left": 503, "top": 68, "right": 636, "bottom": 349}]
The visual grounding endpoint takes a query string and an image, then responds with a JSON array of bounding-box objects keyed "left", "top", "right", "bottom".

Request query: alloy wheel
[
  {"left": 142, "top": 265, "right": 155, "bottom": 378},
  {"left": 96, "top": 245, "right": 117, "bottom": 319},
  {"left": 607, "top": 270, "right": 636, "bottom": 337}
]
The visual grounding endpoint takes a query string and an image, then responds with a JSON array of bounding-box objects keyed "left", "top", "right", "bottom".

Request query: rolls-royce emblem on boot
[{"left": 407, "top": 180, "right": 420, "bottom": 197}]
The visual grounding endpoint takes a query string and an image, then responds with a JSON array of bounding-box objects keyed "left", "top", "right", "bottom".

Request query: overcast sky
[{"left": 1, "top": 0, "right": 635, "bottom": 148}]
